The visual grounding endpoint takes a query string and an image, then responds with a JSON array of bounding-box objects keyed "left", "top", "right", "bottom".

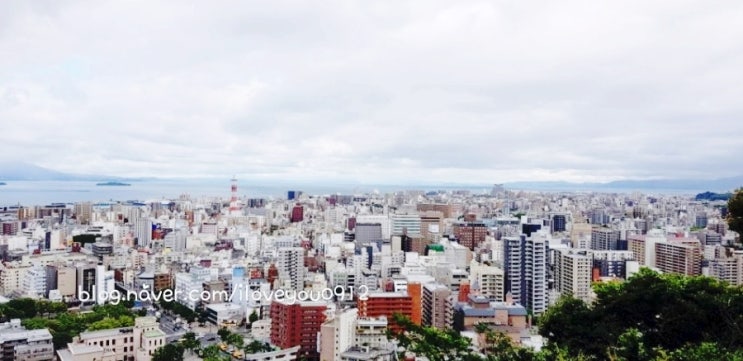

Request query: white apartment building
[
  {"left": 22, "top": 265, "right": 46, "bottom": 299},
  {"left": 319, "top": 308, "right": 358, "bottom": 361},
  {"left": 277, "top": 247, "right": 305, "bottom": 291}
]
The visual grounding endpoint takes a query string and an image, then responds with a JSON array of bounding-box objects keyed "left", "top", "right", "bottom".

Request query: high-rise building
[
  {"left": 503, "top": 234, "right": 548, "bottom": 315},
  {"left": 270, "top": 300, "right": 327, "bottom": 361},
  {"left": 591, "top": 228, "right": 621, "bottom": 251},
  {"left": 655, "top": 239, "right": 702, "bottom": 276},
  {"left": 695, "top": 212, "right": 708, "bottom": 229},
  {"left": 73, "top": 202, "right": 92, "bottom": 225},
  {"left": 421, "top": 283, "right": 451, "bottom": 329},
  {"left": 550, "top": 214, "right": 567, "bottom": 233},
  {"left": 469, "top": 261, "right": 505, "bottom": 302},
  {"left": 708, "top": 251, "right": 743, "bottom": 286},
  {"left": 554, "top": 249, "right": 593, "bottom": 303},
  {"left": 355, "top": 223, "right": 383, "bottom": 245},
  {"left": 134, "top": 217, "right": 152, "bottom": 249},
  {"left": 390, "top": 214, "right": 421, "bottom": 236},
  {"left": 277, "top": 247, "right": 305, "bottom": 290},
  {"left": 290, "top": 204, "right": 304, "bottom": 223}
]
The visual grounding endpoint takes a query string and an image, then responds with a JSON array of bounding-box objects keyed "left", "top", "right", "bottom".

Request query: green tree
[
  {"left": 217, "top": 327, "right": 231, "bottom": 341},
  {"left": 248, "top": 310, "right": 259, "bottom": 328},
  {"left": 181, "top": 332, "right": 200, "bottom": 355},
  {"left": 539, "top": 296, "right": 606, "bottom": 357},
  {"left": 152, "top": 343, "right": 184, "bottom": 361},
  {"left": 225, "top": 332, "right": 244, "bottom": 348},
  {"left": 390, "top": 313, "right": 483, "bottom": 361},
  {"left": 727, "top": 188, "right": 743, "bottom": 241}
]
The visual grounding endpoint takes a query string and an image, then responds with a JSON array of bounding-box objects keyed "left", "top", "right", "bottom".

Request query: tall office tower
[
  {"left": 355, "top": 223, "right": 383, "bottom": 245},
  {"left": 390, "top": 213, "right": 421, "bottom": 236},
  {"left": 74, "top": 202, "right": 92, "bottom": 225},
  {"left": 134, "top": 217, "right": 152, "bottom": 248},
  {"left": 695, "top": 212, "right": 708, "bottom": 228},
  {"left": 277, "top": 247, "right": 305, "bottom": 290},
  {"left": 587, "top": 209, "right": 610, "bottom": 225},
  {"left": 290, "top": 204, "right": 304, "bottom": 223},
  {"left": 270, "top": 299, "right": 327, "bottom": 361},
  {"left": 554, "top": 249, "right": 593, "bottom": 303},
  {"left": 421, "top": 283, "right": 451, "bottom": 329},
  {"left": 503, "top": 234, "right": 548, "bottom": 315},
  {"left": 551, "top": 214, "right": 567, "bottom": 233},
  {"left": 453, "top": 222, "right": 488, "bottom": 250},
  {"left": 591, "top": 228, "right": 621, "bottom": 250},
  {"left": 319, "top": 308, "right": 358, "bottom": 361},
  {"left": 655, "top": 239, "right": 702, "bottom": 276}
]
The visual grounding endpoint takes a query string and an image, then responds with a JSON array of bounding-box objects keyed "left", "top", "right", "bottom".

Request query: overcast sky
[{"left": 2, "top": 1, "right": 743, "bottom": 184}]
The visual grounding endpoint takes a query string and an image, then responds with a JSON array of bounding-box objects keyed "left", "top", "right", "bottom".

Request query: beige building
[
  {"left": 421, "top": 283, "right": 451, "bottom": 329},
  {"left": 469, "top": 260, "right": 504, "bottom": 302},
  {"left": 655, "top": 238, "right": 702, "bottom": 276},
  {"left": 554, "top": 249, "right": 593, "bottom": 303},
  {"left": 57, "top": 317, "right": 166, "bottom": 361},
  {"left": 0, "top": 261, "right": 31, "bottom": 296}
]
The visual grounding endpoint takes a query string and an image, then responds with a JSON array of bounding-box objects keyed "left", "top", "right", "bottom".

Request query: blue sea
[
  {"left": 0, "top": 180, "right": 496, "bottom": 206},
  {"left": 0, "top": 180, "right": 697, "bottom": 207}
]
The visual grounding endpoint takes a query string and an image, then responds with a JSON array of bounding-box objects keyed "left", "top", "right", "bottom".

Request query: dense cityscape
[{"left": 0, "top": 180, "right": 741, "bottom": 361}]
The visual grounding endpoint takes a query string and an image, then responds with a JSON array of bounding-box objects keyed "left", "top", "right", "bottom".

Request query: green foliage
[
  {"left": 540, "top": 269, "right": 743, "bottom": 360},
  {"left": 72, "top": 233, "right": 98, "bottom": 244},
  {"left": 87, "top": 315, "right": 134, "bottom": 331},
  {"left": 5, "top": 298, "right": 138, "bottom": 349},
  {"left": 248, "top": 310, "right": 259, "bottom": 326},
  {"left": 180, "top": 332, "right": 200, "bottom": 354},
  {"left": 727, "top": 188, "right": 743, "bottom": 237},
  {"left": 244, "top": 340, "right": 274, "bottom": 354},
  {"left": 152, "top": 343, "right": 184, "bottom": 361},
  {"left": 159, "top": 297, "right": 197, "bottom": 322},
  {"left": 217, "top": 327, "right": 231, "bottom": 341},
  {"left": 225, "top": 332, "right": 244, "bottom": 348}
]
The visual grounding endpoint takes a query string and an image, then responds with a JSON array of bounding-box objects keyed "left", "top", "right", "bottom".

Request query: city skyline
[{"left": 2, "top": 1, "right": 743, "bottom": 184}]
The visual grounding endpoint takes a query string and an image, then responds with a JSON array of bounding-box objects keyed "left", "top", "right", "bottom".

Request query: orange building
[{"left": 357, "top": 283, "right": 422, "bottom": 332}]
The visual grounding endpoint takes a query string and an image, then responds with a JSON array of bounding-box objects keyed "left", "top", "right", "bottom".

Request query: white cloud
[{"left": 2, "top": 0, "right": 743, "bottom": 184}]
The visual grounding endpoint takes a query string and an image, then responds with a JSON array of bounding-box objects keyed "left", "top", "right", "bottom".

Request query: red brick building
[
  {"left": 270, "top": 300, "right": 327, "bottom": 361},
  {"left": 453, "top": 222, "right": 489, "bottom": 250}
]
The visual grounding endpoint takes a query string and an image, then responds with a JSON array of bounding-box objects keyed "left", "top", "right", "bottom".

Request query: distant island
[
  {"left": 695, "top": 191, "right": 732, "bottom": 201},
  {"left": 96, "top": 181, "right": 131, "bottom": 186},
  {"left": 0, "top": 182, "right": 5, "bottom": 185}
]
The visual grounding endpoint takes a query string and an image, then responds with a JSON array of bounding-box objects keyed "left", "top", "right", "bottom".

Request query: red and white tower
[{"left": 229, "top": 176, "right": 239, "bottom": 212}]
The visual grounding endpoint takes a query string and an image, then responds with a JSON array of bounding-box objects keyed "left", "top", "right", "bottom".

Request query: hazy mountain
[
  {"left": 507, "top": 176, "right": 743, "bottom": 193},
  {"left": 0, "top": 161, "right": 122, "bottom": 181}
]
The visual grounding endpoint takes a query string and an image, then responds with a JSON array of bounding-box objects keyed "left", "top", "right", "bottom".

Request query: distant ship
[{"left": 96, "top": 181, "right": 131, "bottom": 186}]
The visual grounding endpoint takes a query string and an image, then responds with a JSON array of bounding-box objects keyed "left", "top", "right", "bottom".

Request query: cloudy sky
[{"left": 2, "top": 1, "right": 743, "bottom": 184}]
